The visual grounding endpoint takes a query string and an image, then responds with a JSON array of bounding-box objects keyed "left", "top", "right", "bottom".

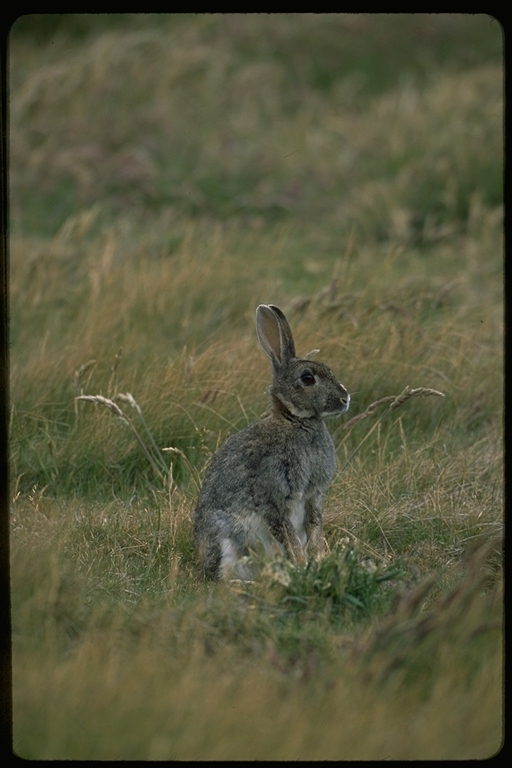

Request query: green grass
[{"left": 9, "top": 13, "right": 503, "bottom": 760}]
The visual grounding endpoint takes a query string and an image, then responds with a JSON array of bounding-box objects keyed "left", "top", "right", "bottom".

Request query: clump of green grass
[{"left": 252, "top": 539, "right": 403, "bottom": 622}]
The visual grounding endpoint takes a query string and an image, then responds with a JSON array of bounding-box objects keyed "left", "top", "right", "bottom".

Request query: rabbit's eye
[{"left": 300, "top": 371, "right": 316, "bottom": 386}]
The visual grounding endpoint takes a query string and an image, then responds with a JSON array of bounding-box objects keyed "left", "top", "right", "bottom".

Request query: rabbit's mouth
[{"left": 323, "top": 391, "right": 351, "bottom": 418}]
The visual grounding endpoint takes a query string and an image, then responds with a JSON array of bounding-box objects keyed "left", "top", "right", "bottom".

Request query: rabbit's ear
[{"left": 256, "top": 304, "right": 296, "bottom": 367}]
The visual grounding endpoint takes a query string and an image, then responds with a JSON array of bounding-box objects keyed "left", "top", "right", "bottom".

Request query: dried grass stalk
[
  {"left": 76, "top": 393, "right": 166, "bottom": 481},
  {"left": 162, "top": 446, "right": 201, "bottom": 492},
  {"left": 343, "top": 386, "right": 445, "bottom": 431},
  {"left": 339, "top": 385, "right": 445, "bottom": 473},
  {"left": 77, "top": 394, "right": 125, "bottom": 419}
]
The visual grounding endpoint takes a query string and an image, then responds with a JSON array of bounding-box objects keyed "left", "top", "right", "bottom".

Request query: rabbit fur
[{"left": 194, "top": 304, "right": 350, "bottom": 580}]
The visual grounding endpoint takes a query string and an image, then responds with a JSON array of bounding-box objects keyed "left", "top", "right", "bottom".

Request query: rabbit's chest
[{"left": 290, "top": 433, "right": 336, "bottom": 488}]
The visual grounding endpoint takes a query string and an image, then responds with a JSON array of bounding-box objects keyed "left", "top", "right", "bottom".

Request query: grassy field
[{"left": 8, "top": 13, "right": 503, "bottom": 759}]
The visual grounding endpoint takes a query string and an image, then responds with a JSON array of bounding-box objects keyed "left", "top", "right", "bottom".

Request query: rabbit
[{"left": 194, "top": 304, "right": 350, "bottom": 580}]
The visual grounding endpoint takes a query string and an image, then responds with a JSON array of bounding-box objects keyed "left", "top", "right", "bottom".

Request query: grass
[{"left": 8, "top": 13, "right": 503, "bottom": 760}]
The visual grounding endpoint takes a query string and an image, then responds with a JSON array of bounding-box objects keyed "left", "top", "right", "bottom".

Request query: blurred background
[{"left": 10, "top": 13, "right": 502, "bottom": 236}]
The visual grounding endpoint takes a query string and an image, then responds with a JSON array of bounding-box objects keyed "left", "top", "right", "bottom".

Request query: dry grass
[
  {"left": 9, "top": 14, "right": 503, "bottom": 760},
  {"left": 11, "top": 514, "right": 502, "bottom": 759}
]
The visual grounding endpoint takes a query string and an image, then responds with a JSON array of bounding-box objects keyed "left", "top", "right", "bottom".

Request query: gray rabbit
[{"left": 194, "top": 304, "right": 350, "bottom": 580}]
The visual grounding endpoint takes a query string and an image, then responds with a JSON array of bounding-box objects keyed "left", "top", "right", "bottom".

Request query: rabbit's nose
[{"left": 339, "top": 388, "right": 350, "bottom": 410}]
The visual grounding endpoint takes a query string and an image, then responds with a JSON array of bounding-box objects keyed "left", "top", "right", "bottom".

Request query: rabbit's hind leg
[{"left": 220, "top": 538, "right": 255, "bottom": 580}]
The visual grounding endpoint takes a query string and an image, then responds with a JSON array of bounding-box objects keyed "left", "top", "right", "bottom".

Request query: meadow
[{"left": 8, "top": 14, "right": 503, "bottom": 759}]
